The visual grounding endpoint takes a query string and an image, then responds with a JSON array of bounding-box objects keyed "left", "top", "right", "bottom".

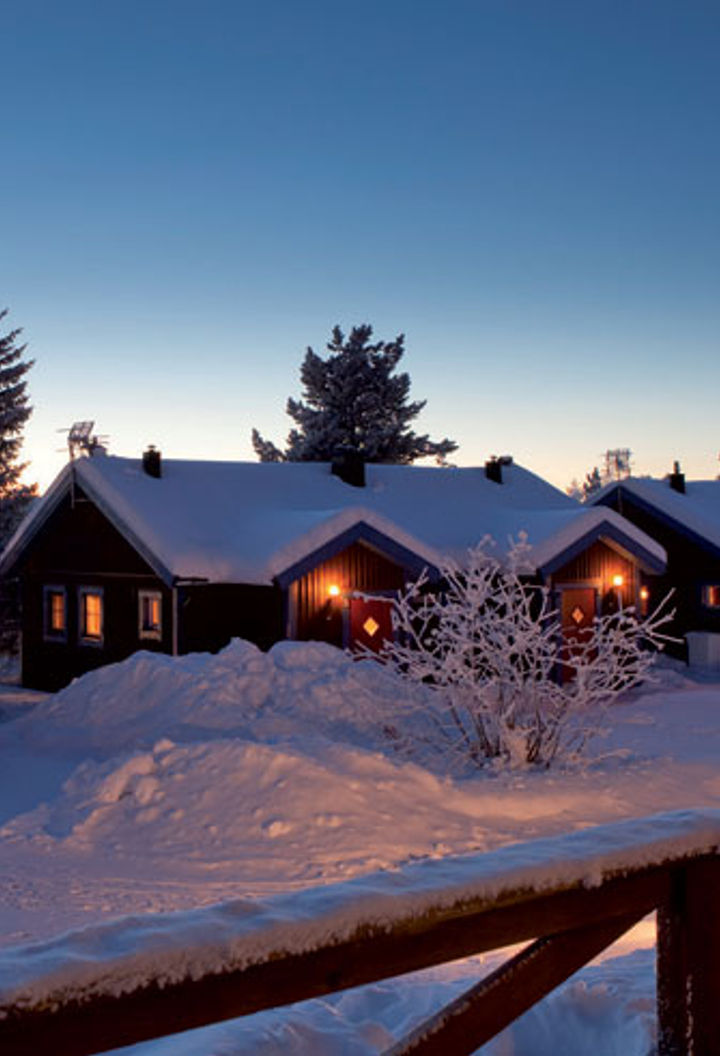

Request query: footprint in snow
[{"left": 262, "top": 819, "right": 293, "bottom": 838}]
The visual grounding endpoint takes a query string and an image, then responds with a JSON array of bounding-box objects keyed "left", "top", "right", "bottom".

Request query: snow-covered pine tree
[
  {"left": 252, "top": 324, "right": 457, "bottom": 464},
  {"left": 0, "top": 310, "right": 35, "bottom": 545},
  {"left": 581, "top": 466, "right": 604, "bottom": 501},
  {"left": 0, "top": 310, "right": 36, "bottom": 653}
]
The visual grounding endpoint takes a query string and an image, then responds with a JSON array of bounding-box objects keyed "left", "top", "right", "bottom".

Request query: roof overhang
[
  {"left": 535, "top": 512, "right": 667, "bottom": 578},
  {"left": 272, "top": 515, "right": 441, "bottom": 591},
  {"left": 595, "top": 484, "right": 720, "bottom": 562},
  {"left": 0, "top": 461, "right": 175, "bottom": 586}
]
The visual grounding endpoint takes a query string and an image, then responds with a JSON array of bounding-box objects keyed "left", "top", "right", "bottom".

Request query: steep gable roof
[
  {"left": 0, "top": 455, "right": 666, "bottom": 585},
  {"left": 592, "top": 477, "right": 720, "bottom": 559}
]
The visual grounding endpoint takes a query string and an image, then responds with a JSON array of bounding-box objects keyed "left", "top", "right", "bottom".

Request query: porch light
[
  {"left": 612, "top": 574, "right": 624, "bottom": 588},
  {"left": 328, "top": 584, "right": 341, "bottom": 598},
  {"left": 639, "top": 586, "right": 650, "bottom": 601}
]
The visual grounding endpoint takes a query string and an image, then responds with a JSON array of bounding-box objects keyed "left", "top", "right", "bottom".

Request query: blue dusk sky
[{"left": 2, "top": 0, "right": 719, "bottom": 492}]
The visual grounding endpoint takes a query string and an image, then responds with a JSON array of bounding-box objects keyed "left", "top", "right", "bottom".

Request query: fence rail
[{"left": 1, "top": 813, "right": 719, "bottom": 1055}]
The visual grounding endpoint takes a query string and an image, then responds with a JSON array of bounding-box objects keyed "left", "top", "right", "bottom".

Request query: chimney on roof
[
  {"left": 142, "top": 445, "right": 162, "bottom": 479},
  {"left": 485, "top": 455, "right": 512, "bottom": 484},
  {"left": 331, "top": 448, "right": 365, "bottom": 488},
  {"left": 668, "top": 460, "right": 685, "bottom": 494}
]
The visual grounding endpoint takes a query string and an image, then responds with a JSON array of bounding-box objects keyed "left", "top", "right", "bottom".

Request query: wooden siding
[
  {"left": 179, "top": 583, "right": 284, "bottom": 655},
  {"left": 290, "top": 541, "right": 406, "bottom": 646},
  {"left": 550, "top": 540, "right": 638, "bottom": 612},
  {"left": 10, "top": 488, "right": 289, "bottom": 689},
  {"left": 597, "top": 492, "right": 720, "bottom": 658},
  {"left": 22, "top": 488, "right": 157, "bottom": 577},
  {"left": 16, "top": 490, "right": 170, "bottom": 691}
]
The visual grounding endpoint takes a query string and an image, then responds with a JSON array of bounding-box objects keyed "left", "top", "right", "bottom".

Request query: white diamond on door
[
  {"left": 363, "top": 616, "right": 380, "bottom": 637},
  {"left": 571, "top": 606, "right": 585, "bottom": 625}
]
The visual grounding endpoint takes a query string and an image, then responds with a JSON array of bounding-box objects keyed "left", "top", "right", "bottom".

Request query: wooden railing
[{"left": 1, "top": 811, "right": 719, "bottom": 1056}]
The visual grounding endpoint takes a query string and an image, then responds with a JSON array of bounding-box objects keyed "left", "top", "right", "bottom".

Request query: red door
[
  {"left": 560, "top": 587, "right": 597, "bottom": 681},
  {"left": 349, "top": 597, "right": 394, "bottom": 653}
]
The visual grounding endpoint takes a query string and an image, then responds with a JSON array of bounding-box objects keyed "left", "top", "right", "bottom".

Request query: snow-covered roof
[
  {"left": 592, "top": 477, "right": 720, "bottom": 556},
  {"left": 0, "top": 455, "right": 666, "bottom": 585}
]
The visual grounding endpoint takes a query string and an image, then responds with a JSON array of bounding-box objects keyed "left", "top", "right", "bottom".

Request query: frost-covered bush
[{"left": 377, "top": 538, "right": 673, "bottom": 769}]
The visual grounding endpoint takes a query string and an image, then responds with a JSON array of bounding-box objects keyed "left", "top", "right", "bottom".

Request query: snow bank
[
  {"left": 2, "top": 640, "right": 720, "bottom": 1052},
  {"left": 1, "top": 808, "right": 719, "bottom": 1014},
  {"left": 8, "top": 639, "right": 439, "bottom": 760}
]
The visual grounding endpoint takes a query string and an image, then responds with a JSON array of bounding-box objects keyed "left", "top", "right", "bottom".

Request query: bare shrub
[{"left": 377, "top": 538, "right": 673, "bottom": 769}]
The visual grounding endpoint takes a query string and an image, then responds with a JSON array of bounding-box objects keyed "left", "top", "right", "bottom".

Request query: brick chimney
[
  {"left": 331, "top": 448, "right": 365, "bottom": 488},
  {"left": 142, "top": 445, "right": 162, "bottom": 479},
  {"left": 668, "top": 460, "right": 685, "bottom": 494}
]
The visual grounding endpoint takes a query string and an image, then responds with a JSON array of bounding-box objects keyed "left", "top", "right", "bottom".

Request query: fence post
[{"left": 657, "top": 856, "right": 720, "bottom": 1055}]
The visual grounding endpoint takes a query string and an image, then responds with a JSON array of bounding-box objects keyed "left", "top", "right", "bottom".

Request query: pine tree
[
  {"left": 576, "top": 450, "right": 633, "bottom": 503},
  {"left": 565, "top": 478, "right": 583, "bottom": 501},
  {"left": 581, "top": 466, "right": 604, "bottom": 501},
  {"left": 252, "top": 325, "right": 457, "bottom": 464},
  {"left": 0, "top": 310, "right": 35, "bottom": 545},
  {"left": 0, "top": 311, "right": 35, "bottom": 654}
]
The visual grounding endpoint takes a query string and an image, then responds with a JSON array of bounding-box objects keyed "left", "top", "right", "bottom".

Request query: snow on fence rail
[{"left": 1, "top": 809, "right": 720, "bottom": 1056}]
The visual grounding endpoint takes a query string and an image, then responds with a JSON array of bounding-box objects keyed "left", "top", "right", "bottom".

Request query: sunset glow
[{"left": 1, "top": 3, "right": 719, "bottom": 493}]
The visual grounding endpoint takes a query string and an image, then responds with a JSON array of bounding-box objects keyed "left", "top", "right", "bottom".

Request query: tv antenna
[{"left": 57, "top": 421, "right": 108, "bottom": 460}]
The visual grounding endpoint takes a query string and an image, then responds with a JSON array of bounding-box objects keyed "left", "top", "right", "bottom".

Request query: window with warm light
[
  {"left": 139, "top": 591, "right": 162, "bottom": 639},
  {"left": 702, "top": 585, "right": 720, "bottom": 609},
  {"left": 79, "top": 588, "right": 103, "bottom": 644},
  {"left": 43, "top": 586, "right": 67, "bottom": 641}
]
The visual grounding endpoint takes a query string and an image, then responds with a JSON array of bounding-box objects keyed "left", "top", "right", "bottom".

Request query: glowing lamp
[
  {"left": 328, "top": 584, "right": 341, "bottom": 598},
  {"left": 640, "top": 586, "right": 650, "bottom": 600},
  {"left": 612, "top": 574, "right": 624, "bottom": 588}
]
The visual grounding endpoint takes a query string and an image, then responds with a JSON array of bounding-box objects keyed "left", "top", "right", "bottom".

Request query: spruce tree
[
  {"left": 0, "top": 311, "right": 35, "bottom": 654},
  {"left": 581, "top": 467, "right": 604, "bottom": 502},
  {"left": 0, "top": 310, "right": 35, "bottom": 545},
  {"left": 252, "top": 325, "right": 457, "bottom": 464}
]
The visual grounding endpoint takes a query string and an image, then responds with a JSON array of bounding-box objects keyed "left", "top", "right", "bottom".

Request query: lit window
[
  {"left": 79, "top": 588, "right": 103, "bottom": 644},
  {"left": 43, "top": 587, "right": 67, "bottom": 640},
  {"left": 702, "top": 585, "right": 720, "bottom": 609},
  {"left": 139, "top": 591, "right": 162, "bottom": 639}
]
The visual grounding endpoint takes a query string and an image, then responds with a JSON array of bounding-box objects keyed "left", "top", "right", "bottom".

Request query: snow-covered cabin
[
  {"left": 593, "top": 464, "right": 720, "bottom": 657},
  {"left": 0, "top": 450, "right": 666, "bottom": 690}
]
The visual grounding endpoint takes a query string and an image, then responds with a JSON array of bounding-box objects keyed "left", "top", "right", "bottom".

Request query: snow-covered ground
[{"left": 1, "top": 640, "right": 719, "bottom": 1053}]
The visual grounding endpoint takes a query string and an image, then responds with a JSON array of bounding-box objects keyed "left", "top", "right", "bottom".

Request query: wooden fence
[{"left": 1, "top": 814, "right": 719, "bottom": 1055}]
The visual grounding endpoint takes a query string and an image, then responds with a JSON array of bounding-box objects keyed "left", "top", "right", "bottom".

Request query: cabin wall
[
  {"left": 17, "top": 489, "right": 171, "bottom": 690},
  {"left": 550, "top": 540, "right": 638, "bottom": 611},
  {"left": 290, "top": 541, "right": 406, "bottom": 646},
  {"left": 597, "top": 492, "right": 720, "bottom": 656},
  {"left": 13, "top": 490, "right": 287, "bottom": 689},
  {"left": 179, "top": 583, "right": 284, "bottom": 655}
]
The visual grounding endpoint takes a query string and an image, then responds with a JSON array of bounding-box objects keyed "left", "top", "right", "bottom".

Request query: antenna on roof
[{"left": 57, "top": 421, "right": 108, "bottom": 460}]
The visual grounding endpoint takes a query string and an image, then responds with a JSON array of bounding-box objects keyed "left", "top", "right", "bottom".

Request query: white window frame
[
  {"left": 43, "top": 585, "right": 67, "bottom": 642},
  {"left": 138, "top": 590, "right": 162, "bottom": 640},
  {"left": 78, "top": 587, "right": 104, "bottom": 646}
]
